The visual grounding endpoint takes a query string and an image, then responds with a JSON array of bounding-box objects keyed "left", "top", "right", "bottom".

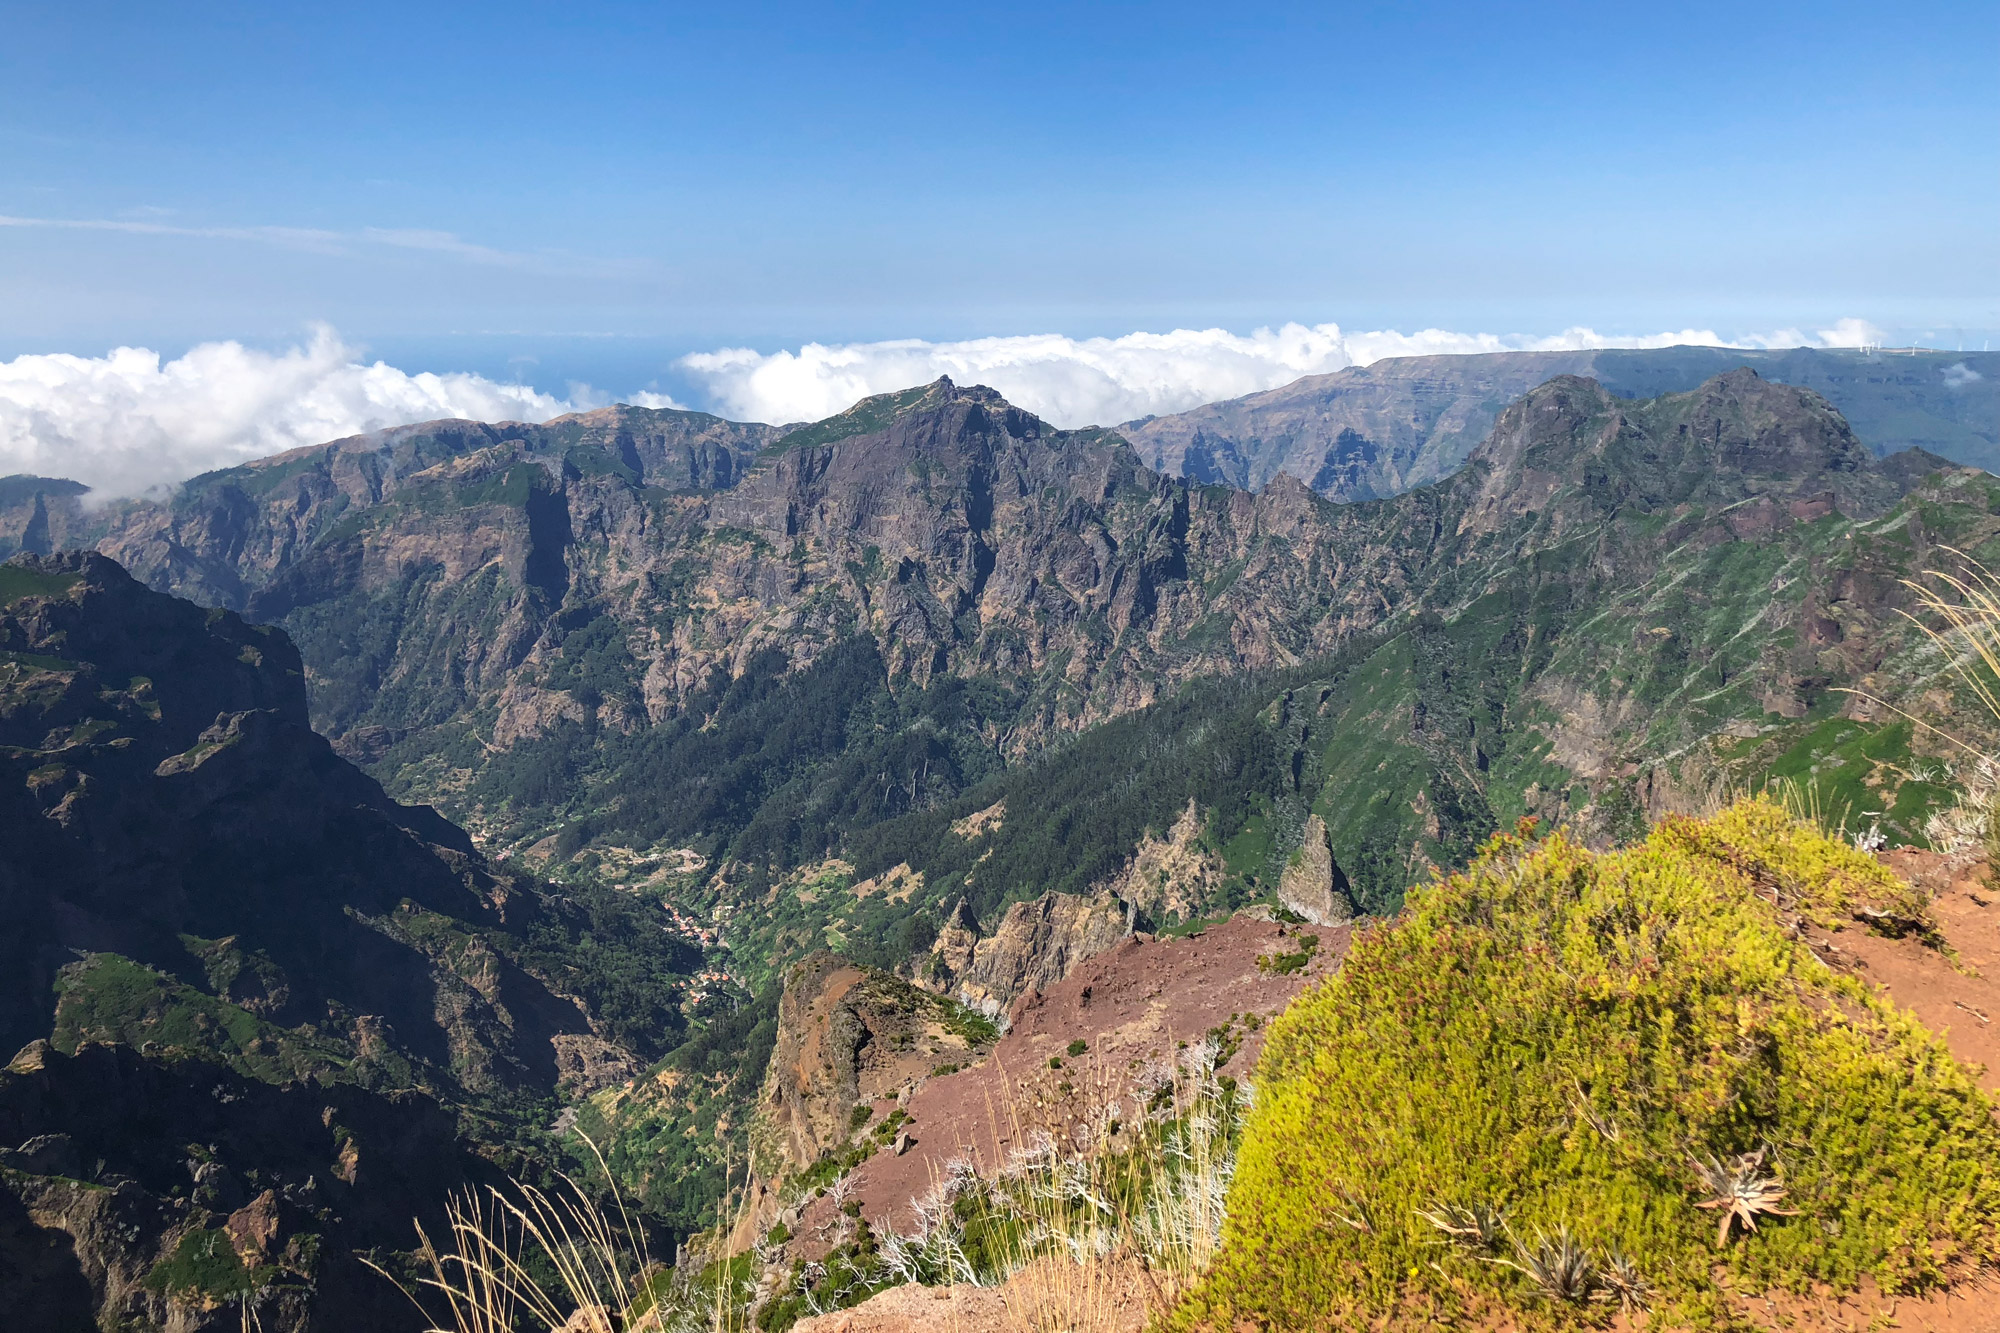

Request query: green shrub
[
  {"left": 144, "top": 1227, "right": 270, "bottom": 1299},
  {"left": 1175, "top": 798, "right": 2000, "bottom": 1331}
]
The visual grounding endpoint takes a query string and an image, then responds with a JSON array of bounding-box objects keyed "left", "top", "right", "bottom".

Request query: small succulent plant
[
  {"left": 1691, "top": 1146, "right": 1799, "bottom": 1246},
  {"left": 1415, "top": 1200, "right": 1510, "bottom": 1251},
  {"left": 1600, "top": 1246, "right": 1655, "bottom": 1312},
  {"left": 1499, "top": 1226, "right": 1599, "bottom": 1304}
]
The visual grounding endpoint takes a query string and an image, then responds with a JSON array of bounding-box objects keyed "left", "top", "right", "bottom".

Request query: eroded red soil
[{"left": 789, "top": 914, "right": 1348, "bottom": 1254}]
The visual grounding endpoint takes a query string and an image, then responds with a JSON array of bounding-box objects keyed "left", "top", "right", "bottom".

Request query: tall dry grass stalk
[
  {"left": 368, "top": 1137, "right": 750, "bottom": 1333},
  {"left": 1773, "top": 547, "right": 2000, "bottom": 855},
  {"left": 1903, "top": 551, "right": 2000, "bottom": 724},
  {"left": 1890, "top": 549, "right": 2000, "bottom": 855},
  {"left": 979, "top": 1035, "right": 1243, "bottom": 1333}
]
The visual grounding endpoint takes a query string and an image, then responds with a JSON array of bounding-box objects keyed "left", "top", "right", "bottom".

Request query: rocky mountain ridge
[
  {"left": 1119, "top": 345, "right": 2000, "bottom": 501},
  {"left": 3, "top": 369, "right": 1980, "bottom": 907}
]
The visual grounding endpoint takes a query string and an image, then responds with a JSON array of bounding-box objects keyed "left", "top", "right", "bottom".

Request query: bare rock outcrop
[
  {"left": 1279, "top": 814, "right": 1355, "bottom": 926},
  {"left": 550, "top": 1034, "right": 643, "bottom": 1097},
  {"left": 922, "top": 891, "right": 1135, "bottom": 1016},
  {"left": 1102, "top": 798, "right": 1226, "bottom": 919},
  {"left": 754, "top": 953, "right": 992, "bottom": 1180}
]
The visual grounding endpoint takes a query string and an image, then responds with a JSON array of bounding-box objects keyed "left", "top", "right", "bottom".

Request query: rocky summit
[{"left": 7, "top": 360, "right": 2000, "bottom": 1331}]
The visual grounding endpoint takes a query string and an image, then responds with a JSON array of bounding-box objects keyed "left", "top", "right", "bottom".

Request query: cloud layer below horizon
[
  {"left": 680, "top": 319, "right": 1886, "bottom": 428},
  {"left": 1, "top": 318, "right": 1884, "bottom": 497},
  {"left": 0, "top": 326, "right": 660, "bottom": 498}
]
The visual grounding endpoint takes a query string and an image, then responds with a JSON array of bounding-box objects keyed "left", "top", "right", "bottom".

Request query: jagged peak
[{"left": 1473, "top": 367, "right": 1865, "bottom": 475}]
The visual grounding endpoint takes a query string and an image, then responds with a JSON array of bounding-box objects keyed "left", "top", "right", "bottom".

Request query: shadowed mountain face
[
  {"left": 1119, "top": 346, "right": 2000, "bottom": 501},
  {"left": 0, "top": 551, "right": 589, "bottom": 1082},
  {"left": 0, "top": 552, "right": 726, "bottom": 1330}
]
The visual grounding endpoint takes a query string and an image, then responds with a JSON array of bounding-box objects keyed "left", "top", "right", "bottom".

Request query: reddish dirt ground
[
  {"left": 1834, "top": 849, "right": 2000, "bottom": 1092},
  {"left": 788, "top": 913, "right": 1349, "bottom": 1255},
  {"left": 792, "top": 1258, "right": 1153, "bottom": 1333}
]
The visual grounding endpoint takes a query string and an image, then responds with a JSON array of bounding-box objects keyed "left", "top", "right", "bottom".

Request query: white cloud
[
  {"left": 0, "top": 325, "right": 633, "bottom": 498},
  {"left": 1943, "top": 362, "right": 1984, "bottom": 389},
  {"left": 681, "top": 318, "right": 1892, "bottom": 428},
  {"left": 0, "top": 317, "right": 1897, "bottom": 499}
]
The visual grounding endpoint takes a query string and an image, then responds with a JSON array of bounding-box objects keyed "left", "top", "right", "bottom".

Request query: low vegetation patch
[
  {"left": 144, "top": 1226, "right": 272, "bottom": 1300},
  {"left": 1175, "top": 798, "right": 2000, "bottom": 1330}
]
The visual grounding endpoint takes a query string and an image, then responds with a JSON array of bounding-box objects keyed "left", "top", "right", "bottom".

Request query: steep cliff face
[
  {"left": 0, "top": 551, "right": 590, "bottom": 1086},
  {"left": 751, "top": 952, "right": 994, "bottom": 1181},
  {"left": 0, "top": 551, "right": 716, "bottom": 1331},
  {"left": 920, "top": 891, "right": 1135, "bottom": 1017}
]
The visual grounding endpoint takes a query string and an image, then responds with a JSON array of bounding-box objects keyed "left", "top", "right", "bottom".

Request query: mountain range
[
  {"left": 5, "top": 350, "right": 2000, "bottom": 1328},
  {"left": 1121, "top": 345, "right": 1999, "bottom": 500}
]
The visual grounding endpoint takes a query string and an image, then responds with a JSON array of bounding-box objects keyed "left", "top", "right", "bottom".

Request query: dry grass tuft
[{"left": 367, "top": 1137, "right": 748, "bottom": 1333}]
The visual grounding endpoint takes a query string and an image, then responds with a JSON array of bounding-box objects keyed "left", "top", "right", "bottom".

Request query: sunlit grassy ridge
[{"left": 1175, "top": 798, "right": 2000, "bottom": 1330}]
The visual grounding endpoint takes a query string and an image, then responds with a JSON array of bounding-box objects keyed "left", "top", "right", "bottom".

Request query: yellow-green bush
[{"left": 1174, "top": 799, "right": 2000, "bottom": 1331}]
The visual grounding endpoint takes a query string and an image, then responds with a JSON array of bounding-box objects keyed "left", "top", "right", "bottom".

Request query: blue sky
[
  {"left": 5, "top": 2, "right": 1995, "bottom": 348},
  {"left": 0, "top": 0, "right": 1994, "bottom": 485}
]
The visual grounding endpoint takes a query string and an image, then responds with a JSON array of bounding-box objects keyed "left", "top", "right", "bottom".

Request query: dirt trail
[{"left": 1834, "top": 849, "right": 2000, "bottom": 1091}]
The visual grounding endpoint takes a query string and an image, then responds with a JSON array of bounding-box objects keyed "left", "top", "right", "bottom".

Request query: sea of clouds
[
  {"left": 0, "top": 318, "right": 1885, "bottom": 498},
  {"left": 681, "top": 318, "right": 1886, "bottom": 429}
]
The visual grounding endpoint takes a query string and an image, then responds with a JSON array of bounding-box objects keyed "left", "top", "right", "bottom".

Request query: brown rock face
[
  {"left": 922, "top": 891, "right": 1135, "bottom": 1017},
  {"left": 1278, "top": 814, "right": 1354, "bottom": 926},
  {"left": 225, "top": 1189, "right": 284, "bottom": 1264},
  {"left": 550, "top": 1034, "right": 644, "bottom": 1097},
  {"left": 755, "top": 953, "right": 992, "bottom": 1178},
  {"left": 1101, "top": 798, "right": 1228, "bottom": 919}
]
